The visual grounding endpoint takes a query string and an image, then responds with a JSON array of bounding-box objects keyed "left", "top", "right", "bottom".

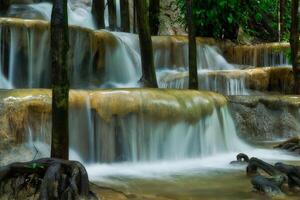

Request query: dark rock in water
[
  {"left": 275, "top": 162, "right": 300, "bottom": 188},
  {"left": 245, "top": 157, "right": 288, "bottom": 197},
  {"left": 274, "top": 137, "right": 300, "bottom": 155},
  {"left": 251, "top": 175, "right": 285, "bottom": 197},
  {"left": 246, "top": 157, "right": 284, "bottom": 177},
  {"left": 243, "top": 156, "right": 300, "bottom": 198},
  {"left": 230, "top": 153, "right": 249, "bottom": 165}
]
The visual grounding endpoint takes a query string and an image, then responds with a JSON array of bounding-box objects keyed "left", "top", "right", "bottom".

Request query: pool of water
[{"left": 90, "top": 148, "right": 300, "bottom": 200}]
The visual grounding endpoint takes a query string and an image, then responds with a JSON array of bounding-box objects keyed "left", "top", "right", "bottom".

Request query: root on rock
[{"left": 0, "top": 158, "right": 97, "bottom": 200}]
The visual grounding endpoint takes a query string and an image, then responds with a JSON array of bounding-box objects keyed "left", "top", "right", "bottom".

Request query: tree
[
  {"left": 135, "top": 0, "right": 158, "bottom": 87},
  {"left": 0, "top": 0, "right": 9, "bottom": 11},
  {"left": 278, "top": 0, "right": 285, "bottom": 41},
  {"left": 149, "top": 0, "right": 160, "bottom": 35},
  {"left": 186, "top": 0, "right": 198, "bottom": 89},
  {"left": 50, "top": 0, "right": 70, "bottom": 159},
  {"left": 120, "top": 0, "right": 130, "bottom": 32},
  {"left": 108, "top": 0, "right": 116, "bottom": 30},
  {"left": 133, "top": 0, "right": 137, "bottom": 33},
  {"left": 176, "top": 0, "right": 292, "bottom": 42},
  {"left": 290, "top": 0, "right": 300, "bottom": 93},
  {"left": 92, "top": 0, "right": 105, "bottom": 29}
]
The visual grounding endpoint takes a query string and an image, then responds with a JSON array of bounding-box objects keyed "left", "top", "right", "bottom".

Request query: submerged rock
[
  {"left": 274, "top": 137, "right": 300, "bottom": 155},
  {"left": 243, "top": 154, "right": 300, "bottom": 198},
  {"left": 230, "top": 153, "right": 249, "bottom": 165}
]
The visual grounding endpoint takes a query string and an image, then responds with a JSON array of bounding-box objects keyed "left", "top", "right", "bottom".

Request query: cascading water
[
  {"left": 158, "top": 69, "right": 249, "bottom": 95},
  {"left": 0, "top": 89, "right": 249, "bottom": 163},
  {"left": 4, "top": 0, "right": 96, "bottom": 29},
  {"left": 225, "top": 43, "right": 290, "bottom": 67},
  {"left": 0, "top": 2, "right": 300, "bottom": 199},
  {"left": 0, "top": 16, "right": 249, "bottom": 93},
  {"left": 152, "top": 38, "right": 248, "bottom": 95},
  {"left": 0, "top": 18, "right": 142, "bottom": 88}
]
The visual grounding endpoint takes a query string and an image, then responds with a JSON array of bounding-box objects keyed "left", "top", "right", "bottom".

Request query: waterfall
[
  {"left": 225, "top": 43, "right": 290, "bottom": 67},
  {"left": 0, "top": 18, "right": 142, "bottom": 88},
  {"left": 0, "top": 27, "right": 12, "bottom": 89},
  {"left": 0, "top": 18, "right": 243, "bottom": 91},
  {"left": 0, "top": 89, "right": 249, "bottom": 163},
  {"left": 152, "top": 36, "right": 234, "bottom": 70},
  {"left": 0, "top": 17, "right": 291, "bottom": 94},
  {"left": 6, "top": 1, "right": 96, "bottom": 29},
  {"left": 158, "top": 69, "right": 249, "bottom": 95}
]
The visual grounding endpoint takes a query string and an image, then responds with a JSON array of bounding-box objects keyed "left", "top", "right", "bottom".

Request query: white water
[
  {"left": 0, "top": 18, "right": 245, "bottom": 91},
  {"left": 0, "top": 22, "right": 143, "bottom": 88},
  {"left": 16, "top": 91, "right": 247, "bottom": 163},
  {"left": 86, "top": 149, "right": 300, "bottom": 182},
  {"left": 0, "top": 1, "right": 297, "bottom": 192},
  {"left": 10, "top": 1, "right": 97, "bottom": 29},
  {"left": 70, "top": 107, "right": 248, "bottom": 163},
  {"left": 7, "top": 0, "right": 125, "bottom": 31},
  {"left": 158, "top": 69, "right": 249, "bottom": 95},
  {"left": 154, "top": 43, "right": 234, "bottom": 70}
]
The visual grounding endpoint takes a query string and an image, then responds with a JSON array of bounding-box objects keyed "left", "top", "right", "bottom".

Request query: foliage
[{"left": 176, "top": 0, "right": 291, "bottom": 42}]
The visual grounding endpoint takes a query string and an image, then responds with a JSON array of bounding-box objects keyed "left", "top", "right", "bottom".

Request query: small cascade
[
  {"left": 152, "top": 36, "right": 234, "bottom": 70},
  {"left": 224, "top": 43, "right": 290, "bottom": 67},
  {"left": 0, "top": 32, "right": 12, "bottom": 88},
  {"left": 158, "top": 67, "right": 294, "bottom": 95},
  {"left": 0, "top": 89, "right": 248, "bottom": 163},
  {"left": 158, "top": 69, "right": 249, "bottom": 95},
  {"left": 4, "top": 0, "right": 130, "bottom": 31},
  {"left": 4, "top": 1, "right": 96, "bottom": 29},
  {"left": 0, "top": 18, "right": 242, "bottom": 90},
  {"left": 0, "top": 18, "right": 141, "bottom": 88}
]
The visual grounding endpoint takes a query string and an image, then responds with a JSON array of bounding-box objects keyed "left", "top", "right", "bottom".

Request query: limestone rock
[{"left": 229, "top": 95, "right": 300, "bottom": 140}]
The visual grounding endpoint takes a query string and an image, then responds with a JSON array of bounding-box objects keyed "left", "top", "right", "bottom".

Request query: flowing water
[{"left": 0, "top": 1, "right": 297, "bottom": 199}]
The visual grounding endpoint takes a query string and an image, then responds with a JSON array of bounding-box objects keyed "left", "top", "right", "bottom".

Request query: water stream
[{"left": 0, "top": 1, "right": 297, "bottom": 199}]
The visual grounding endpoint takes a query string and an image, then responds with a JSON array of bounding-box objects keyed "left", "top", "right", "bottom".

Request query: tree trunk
[
  {"left": 278, "top": 0, "right": 285, "bottom": 42},
  {"left": 133, "top": 0, "right": 137, "bottom": 33},
  {"left": 108, "top": 0, "right": 116, "bottom": 31},
  {"left": 135, "top": 0, "right": 158, "bottom": 87},
  {"left": 290, "top": 0, "right": 300, "bottom": 94},
  {"left": 50, "top": 0, "right": 70, "bottom": 160},
  {"left": 92, "top": 0, "right": 105, "bottom": 29},
  {"left": 149, "top": 0, "right": 160, "bottom": 35},
  {"left": 0, "top": 0, "right": 9, "bottom": 11},
  {"left": 120, "top": 0, "right": 130, "bottom": 32},
  {"left": 0, "top": 158, "right": 96, "bottom": 199},
  {"left": 186, "top": 0, "right": 198, "bottom": 89}
]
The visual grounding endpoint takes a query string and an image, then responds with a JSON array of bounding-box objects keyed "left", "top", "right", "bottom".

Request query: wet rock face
[{"left": 229, "top": 96, "right": 300, "bottom": 140}]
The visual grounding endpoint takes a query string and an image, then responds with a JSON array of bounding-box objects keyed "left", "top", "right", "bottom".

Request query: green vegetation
[{"left": 176, "top": 0, "right": 291, "bottom": 42}]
